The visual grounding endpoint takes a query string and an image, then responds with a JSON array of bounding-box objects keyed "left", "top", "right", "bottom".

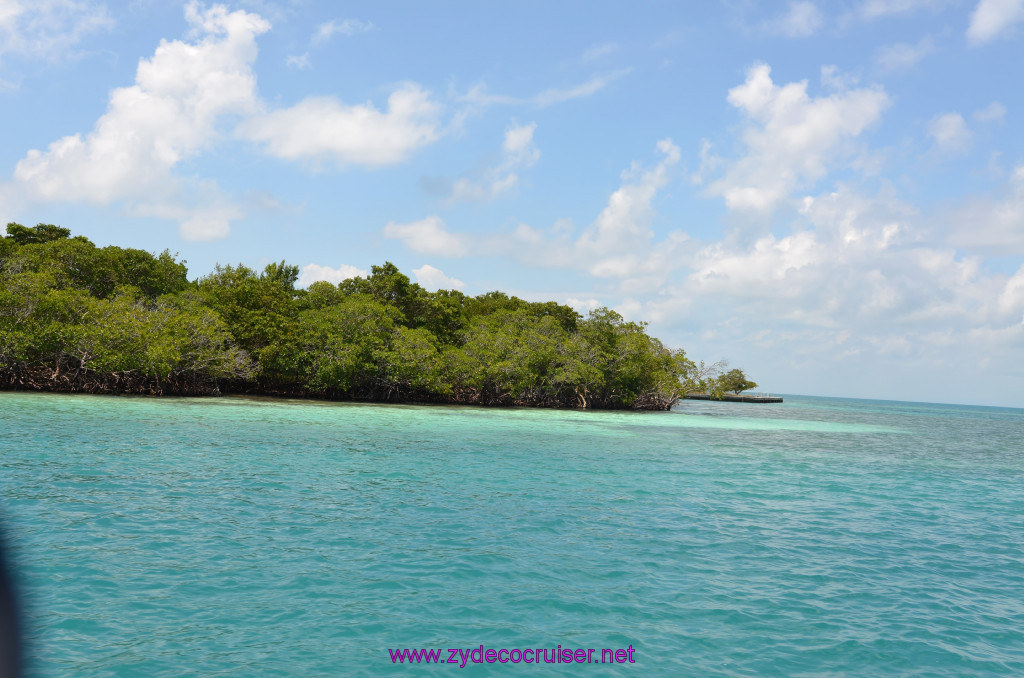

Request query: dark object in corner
[{"left": 0, "top": 525, "right": 22, "bottom": 678}]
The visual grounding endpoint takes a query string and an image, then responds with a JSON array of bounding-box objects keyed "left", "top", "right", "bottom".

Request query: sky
[{"left": 1, "top": 0, "right": 1023, "bottom": 407}]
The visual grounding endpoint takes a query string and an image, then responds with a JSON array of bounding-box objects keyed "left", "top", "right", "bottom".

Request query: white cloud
[
  {"left": 412, "top": 264, "right": 465, "bottom": 291},
  {"left": 537, "top": 174, "right": 1024, "bottom": 403},
  {"left": 455, "top": 83, "right": 520, "bottom": 109},
  {"left": 768, "top": 2, "right": 824, "bottom": 37},
  {"left": 674, "top": 185, "right": 1014, "bottom": 359},
  {"left": 15, "top": 1, "right": 266, "bottom": 202},
  {"left": 285, "top": 52, "right": 310, "bottom": 69},
  {"left": 130, "top": 186, "right": 244, "bottom": 242},
  {"left": 286, "top": 18, "right": 372, "bottom": 70},
  {"left": 451, "top": 69, "right": 632, "bottom": 127},
  {"left": 239, "top": 83, "right": 441, "bottom": 167},
  {"left": 382, "top": 216, "right": 468, "bottom": 257},
  {"left": 975, "top": 101, "right": 1007, "bottom": 122},
  {"left": 875, "top": 37, "right": 934, "bottom": 71},
  {"left": 566, "top": 297, "right": 603, "bottom": 314},
  {"left": 3, "top": 3, "right": 444, "bottom": 240},
  {"left": 927, "top": 112, "right": 973, "bottom": 154},
  {"left": 497, "top": 139, "right": 688, "bottom": 287},
  {"left": 9, "top": 1, "right": 268, "bottom": 240},
  {"left": 533, "top": 69, "right": 631, "bottom": 107},
  {"left": 859, "top": 0, "right": 948, "bottom": 19},
  {"left": 390, "top": 140, "right": 687, "bottom": 287},
  {"left": 297, "top": 262, "right": 367, "bottom": 287},
  {"left": 968, "top": 0, "right": 1024, "bottom": 44},
  {"left": 575, "top": 139, "right": 681, "bottom": 270},
  {"left": 580, "top": 42, "right": 618, "bottom": 62},
  {"left": 178, "top": 207, "right": 240, "bottom": 242},
  {"left": 311, "top": 18, "right": 373, "bottom": 45},
  {"left": 950, "top": 165, "right": 1024, "bottom": 253},
  {"left": 0, "top": 0, "right": 112, "bottom": 66},
  {"left": 503, "top": 121, "right": 538, "bottom": 158},
  {"left": 708, "top": 63, "right": 889, "bottom": 212},
  {"left": 449, "top": 121, "right": 540, "bottom": 202},
  {"left": 819, "top": 64, "right": 859, "bottom": 90},
  {"left": 999, "top": 264, "right": 1024, "bottom": 315}
]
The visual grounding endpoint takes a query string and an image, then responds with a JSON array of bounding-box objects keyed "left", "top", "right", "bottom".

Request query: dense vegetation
[{"left": 0, "top": 223, "right": 755, "bottom": 409}]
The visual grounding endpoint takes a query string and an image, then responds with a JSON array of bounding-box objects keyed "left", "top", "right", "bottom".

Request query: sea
[{"left": 0, "top": 391, "right": 1022, "bottom": 676}]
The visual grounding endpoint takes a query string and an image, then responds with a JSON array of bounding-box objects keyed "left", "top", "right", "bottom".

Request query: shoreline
[{"left": 0, "top": 368, "right": 679, "bottom": 411}]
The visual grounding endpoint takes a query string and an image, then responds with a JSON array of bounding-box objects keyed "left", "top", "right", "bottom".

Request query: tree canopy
[
  {"left": 0, "top": 223, "right": 757, "bottom": 408},
  {"left": 717, "top": 368, "right": 758, "bottom": 394}
]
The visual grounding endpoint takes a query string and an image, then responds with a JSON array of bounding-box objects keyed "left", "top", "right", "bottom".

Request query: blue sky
[{"left": 2, "top": 0, "right": 1023, "bottom": 407}]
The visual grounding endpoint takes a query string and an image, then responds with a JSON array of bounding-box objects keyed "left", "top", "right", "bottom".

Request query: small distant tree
[
  {"left": 717, "top": 368, "right": 758, "bottom": 394},
  {"left": 680, "top": 358, "right": 728, "bottom": 395}
]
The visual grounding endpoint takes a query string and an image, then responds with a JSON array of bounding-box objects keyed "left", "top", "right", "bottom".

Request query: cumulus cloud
[
  {"left": 240, "top": 84, "right": 441, "bottom": 167},
  {"left": 999, "top": 264, "right": 1024, "bottom": 316},
  {"left": 14, "top": 1, "right": 266, "bottom": 202},
  {"left": 875, "top": 37, "right": 934, "bottom": 71},
  {"left": 767, "top": 2, "right": 824, "bottom": 37},
  {"left": 708, "top": 63, "right": 889, "bottom": 212},
  {"left": 572, "top": 139, "right": 682, "bottom": 274},
  {"left": 666, "top": 185, "right": 1019, "bottom": 386},
  {"left": 449, "top": 121, "right": 540, "bottom": 202},
  {"left": 390, "top": 140, "right": 686, "bottom": 287},
  {"left": 491, "top": 139, "right": 689, "bottom": 289},
  {"left": 687, "top": 189, "right": 914, "bottom": 321},
  {"left": 927, "top": 112, "right": 973, "bottom": 154},
  {"left": 950, "top": 165, "right": 1024, "bottom": 254},
  {"left": 382, "top": 216, "right": 469, "bottom": 257},
  {"left": 9, "top": 1, "right": 267, "bottom": 240},
  {"left": 4, "top": 3, "right": 447, "bottom": 241},
  {"left": 412, "top": 264, "right": 465, "bottom": 291},
  {"left": 129, "top": 186, "right": 244, "bottom": 243},
  {"left": 297, "top": 262, "right": 367, "bottom": 287},
  {"left": 967, "top": 0, "right": 1024, "bottom": 44}
]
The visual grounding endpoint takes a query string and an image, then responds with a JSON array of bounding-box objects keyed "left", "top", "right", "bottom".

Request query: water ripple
[{"left": 1, "top": 392, "right": 1023, "bottom": 676}]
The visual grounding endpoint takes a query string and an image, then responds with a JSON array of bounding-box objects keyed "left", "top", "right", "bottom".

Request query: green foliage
[
  {"left": 385, "top": 326, "right": 446, "bottom": 394},
  {"left": 300, "top": 281, "right": 346, "bottom": 311},
  {"left": 2, "top": 228, "right": 188, "bottom": 299},
  {"left": 74, "top": 289, "right": 251, "bottom": 378},
  {"left": 0, "top": 224, "right": 756, "bottom": 408},
  {"left": 262, "top": 260, "right": 300, "bottom": 289},
  {"left": 0, "top": 265, "right": 251, "bottom": 386},
  {"left": 457, "top": 309, "right": 565, "bottom": 400},
  {"left": 5, "top": 222, "right": 72, "bottom": 245},
  {"left": 271, "top": 295, "right": 400, "bottom": 393},
  {"left": 411, "top": 289, "right": 467, "bottom": 345},
  {"left": 196, "top": 264, "right": 298, "bottom": 356}
]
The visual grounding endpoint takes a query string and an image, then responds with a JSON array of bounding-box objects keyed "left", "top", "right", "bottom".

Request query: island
[{"left": 0, "top": 222, "right": 762, "bottom": 410}]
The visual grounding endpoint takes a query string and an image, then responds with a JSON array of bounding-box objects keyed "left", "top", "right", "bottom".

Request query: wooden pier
[{"left": 684, "top": 393, "right": 783, "bottom": 403}]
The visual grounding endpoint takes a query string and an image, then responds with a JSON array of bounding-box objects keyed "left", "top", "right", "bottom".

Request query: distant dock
[{"left": 684, "top": 393, "right": 784, "bottom": 403}]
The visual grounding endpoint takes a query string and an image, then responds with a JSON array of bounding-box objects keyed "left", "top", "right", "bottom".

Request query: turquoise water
[{"left": 1, "top": 392, "right": 1023, "bottom": 676}]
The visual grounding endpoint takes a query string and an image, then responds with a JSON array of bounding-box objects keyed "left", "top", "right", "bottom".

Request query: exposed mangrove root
[{"left": 1, "top": 368, "right": 679, "bottom": 410}]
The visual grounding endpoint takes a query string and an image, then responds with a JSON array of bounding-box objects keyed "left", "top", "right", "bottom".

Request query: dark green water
[{"left": 1, "top": 392, "right": 1022, "bottom": 676}]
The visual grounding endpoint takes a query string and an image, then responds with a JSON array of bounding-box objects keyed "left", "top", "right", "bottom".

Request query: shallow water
[{"left": 1, "top": 392, "right": 1023, "bottom": 676}]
